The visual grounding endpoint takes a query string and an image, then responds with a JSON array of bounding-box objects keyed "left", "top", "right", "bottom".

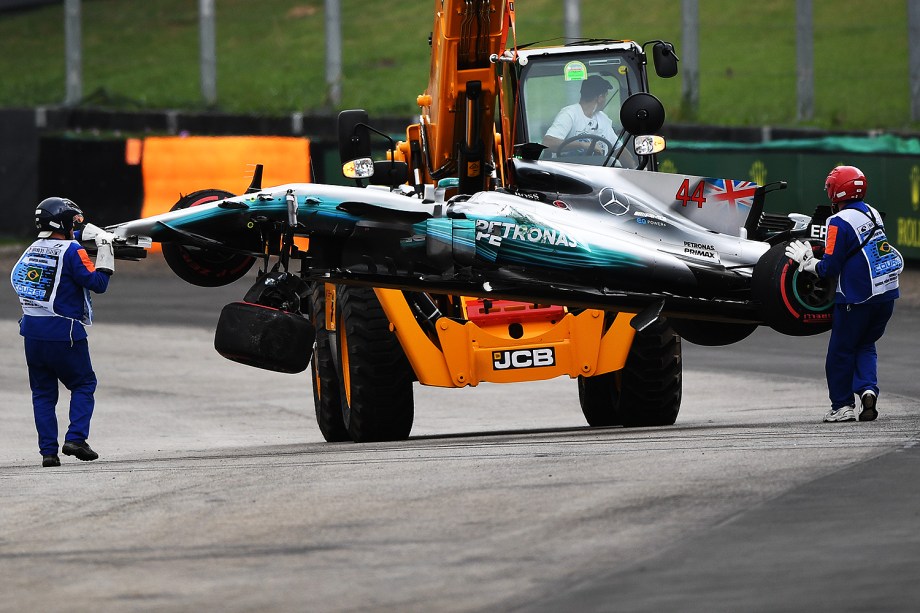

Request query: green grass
[{"left": 0, "top": 0, "right": 916, "bottom": 131}]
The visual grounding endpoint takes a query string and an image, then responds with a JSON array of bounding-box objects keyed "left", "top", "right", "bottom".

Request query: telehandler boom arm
[{"left": 401, "top": 0, "right": 509, "bottom": 195}]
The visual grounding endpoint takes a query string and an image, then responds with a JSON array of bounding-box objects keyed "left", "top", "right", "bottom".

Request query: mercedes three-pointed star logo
[{"left": 599, "top": 187, "right": 629, "bottom": 216}]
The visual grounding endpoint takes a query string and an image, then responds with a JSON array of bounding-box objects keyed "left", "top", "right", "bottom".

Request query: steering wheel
[{"left": 555, "top": 133, "right": 614, "bottom": 157}]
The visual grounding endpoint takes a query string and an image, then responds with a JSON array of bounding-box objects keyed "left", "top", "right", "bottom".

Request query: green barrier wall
[{"left": 660, "top": 137, "right": 920, "bottom": 261}]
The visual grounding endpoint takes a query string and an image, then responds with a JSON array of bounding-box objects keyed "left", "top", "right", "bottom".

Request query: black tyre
[
  {"left": 309, "top": 283, "right": 350, "bottom": 442},
  {"left": 335, "top": 286, "right": 415, "bottom": 442},
  {"left": 578, "top": 318, "right": 682, "bottom": 427},
  {"left": 213, "top": 301, "right": 314, "bottom": 374},
  {"left": 162, "top": 189, "right": 258, "bottom": 287},
  {"left": 752, "top": 241, "right": 834, "bottom": 336}
]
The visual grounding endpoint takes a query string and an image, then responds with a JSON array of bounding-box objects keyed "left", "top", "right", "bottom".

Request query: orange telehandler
[{"left": 309, "top": 0, "right": 685, "bottom": 441}]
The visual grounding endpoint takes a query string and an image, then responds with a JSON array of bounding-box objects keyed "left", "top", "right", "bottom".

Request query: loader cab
[{"left": 502, "top": 41, "right": 674, "bottom": 171}]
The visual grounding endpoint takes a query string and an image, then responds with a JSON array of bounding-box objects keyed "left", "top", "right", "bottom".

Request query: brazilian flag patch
[{"left": 26, "top": 266, "right": 43, "bottom": 282}]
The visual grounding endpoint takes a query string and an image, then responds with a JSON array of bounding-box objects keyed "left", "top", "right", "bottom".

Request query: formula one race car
[
  {"left": 108, "top": 154, "right": 834, "bottom": 350},
  {"left": 102, "top": 130, "right": 837, "bottom": 442}
]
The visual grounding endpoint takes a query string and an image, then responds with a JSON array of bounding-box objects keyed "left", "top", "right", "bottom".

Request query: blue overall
[
  {"left": 815, "top": 201, "right": 902, "bottom": 410},
  {"left": 10, "top": 239, "right": 110, "bottom": 456}
]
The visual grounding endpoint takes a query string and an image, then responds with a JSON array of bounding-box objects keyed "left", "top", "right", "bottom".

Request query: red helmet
[{"left": 825, "top": 165, "right": 867, "bottom": 203}]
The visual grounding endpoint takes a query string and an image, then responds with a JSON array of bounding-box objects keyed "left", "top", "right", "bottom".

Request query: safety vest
[
  {"left": 10, "top": 239, "right": 93, "bottom": 326},
  {"left": 832, "top": 204, "right": 903, "bottom": 301}
]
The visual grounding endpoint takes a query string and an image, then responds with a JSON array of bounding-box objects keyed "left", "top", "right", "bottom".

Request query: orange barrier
[{"left": 139, "top": 135, "right": 311, "bottom": 220}]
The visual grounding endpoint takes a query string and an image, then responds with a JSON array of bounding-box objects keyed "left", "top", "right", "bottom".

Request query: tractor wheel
[
  {"left": 335, "top": 286, "right": 415, "bottom": 442},
  {"left": 309, "top": 283, "right": 350, "bottom": 442},
  {"left": 752, "top": 241, "right": 834, "bottom": 336},
  {"left": 578, "top": 317, "right": 682, "bottom": 427}
]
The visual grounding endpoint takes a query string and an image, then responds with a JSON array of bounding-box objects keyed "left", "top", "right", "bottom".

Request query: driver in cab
[{"left": 542, "top": 75, "right": 619, "bottom": 157}]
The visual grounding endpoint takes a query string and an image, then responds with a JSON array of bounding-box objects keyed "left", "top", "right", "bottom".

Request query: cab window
[{"left": 519, "top": 53, "right": 642, "bottom": 167}]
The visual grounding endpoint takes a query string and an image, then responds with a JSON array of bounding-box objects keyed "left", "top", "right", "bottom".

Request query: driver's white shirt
[{"left": 545, "top": 104, "right": 618, "bottom": 144}]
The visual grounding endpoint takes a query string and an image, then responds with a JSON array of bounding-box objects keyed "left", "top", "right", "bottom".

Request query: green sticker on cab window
[{"left": 564, "top": 61, "right": 587, "bottom": 81}]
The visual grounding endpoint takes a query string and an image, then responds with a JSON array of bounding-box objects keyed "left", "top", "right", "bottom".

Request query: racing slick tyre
[
  {"left": 752, "top": 241, "right": 834, "bottom": 336},
  {"left": 578, "top": 318, "right": 682, "bottom": 427},
  {"left": 309, "top": 283, "right": 350, "bottom": 442},
  {"left": 335, "top": 285, "right": 415, "bottom": 442},
  {"left": 162, "top": 189, "right": 258, "bottom": 287}
]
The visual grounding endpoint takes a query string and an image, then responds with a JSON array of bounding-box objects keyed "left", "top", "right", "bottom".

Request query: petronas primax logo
[{"left": 475, "top": 220, "right": 579, "bottom": 248}]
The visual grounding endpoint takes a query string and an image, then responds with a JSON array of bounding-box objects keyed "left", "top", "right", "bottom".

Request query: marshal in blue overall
[
  {"left": 10, "top": 197, "right": 116, "bottom": 467},
  {"left": 785, "top": 166, "right": 904, "bottom": 423}
]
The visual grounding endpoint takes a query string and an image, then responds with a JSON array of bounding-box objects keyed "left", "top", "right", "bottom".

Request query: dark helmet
[{"left": 35, "top": 197, "right": 84, "bottom": 238}]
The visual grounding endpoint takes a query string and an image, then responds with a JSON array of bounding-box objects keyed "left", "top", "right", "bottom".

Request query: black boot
[
  {"left": 62, "top": 440, "right": 99, "bottom": 461},
  {"left": 42, "top": 454, "right": 61, "bottom": 467}
]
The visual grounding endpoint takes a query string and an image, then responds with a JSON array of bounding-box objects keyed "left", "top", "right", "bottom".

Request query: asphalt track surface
[{"left": 1, "top": 255, "right": 919, "bottom": 612}]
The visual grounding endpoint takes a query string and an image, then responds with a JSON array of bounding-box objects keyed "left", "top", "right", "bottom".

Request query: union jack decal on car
[{"left": 704, "top": 178, "right": 758, "bottom": 211}]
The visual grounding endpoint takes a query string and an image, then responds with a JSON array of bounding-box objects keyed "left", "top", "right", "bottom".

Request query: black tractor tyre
[
  {"left": 335, "top": 286, "right": 415, "bottom": 442},
  {"left": 752, "top": 241, "right": 834, "bottom": 336},
  {"left": 309, "top": 283, "right": 350, "bottom": 442},
  {"left": 578, "top": 317, "right": 682, "bottom": 427},
  {"left": 161, "top": 189, "right": 258, "bottom": 287}
]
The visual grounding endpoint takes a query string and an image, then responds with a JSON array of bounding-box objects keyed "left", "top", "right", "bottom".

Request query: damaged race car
[
  {"left": 102, "top": 139, "right": 836, "bottom": 443},
  {"left": 110, "top": 154, "right": 834, "bottom": 352}
]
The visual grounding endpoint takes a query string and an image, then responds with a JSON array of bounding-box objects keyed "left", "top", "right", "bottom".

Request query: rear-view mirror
[
  {"left": 652, "top": 41, "right": 679, "bottom": 78},
  {"left": 338, "top": 109, "right": 372, "bottom": 165}
]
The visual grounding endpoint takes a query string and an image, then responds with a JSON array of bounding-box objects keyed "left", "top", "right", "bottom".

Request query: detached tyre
[
  {"left": 335, "top": 286, "right": 415, "bottom": 442},
  {"left": 213, "top": 301, "right": 314, "bottom": 374},
  {"left": 162, "top": 189, "right": 258, "bottom": 287},
  {"left": 309, "top": 283, "right": 350, "bottom": 442},
  {"left": 752, "top": 241, "right": 834, "bottom": 336},
  {"left": 578, "top": 318, "right": 682, "bottom": 427}
]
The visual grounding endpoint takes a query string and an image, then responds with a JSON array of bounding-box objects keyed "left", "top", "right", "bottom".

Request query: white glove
[
  {"left": 95, "top": 239, "right": 115, "bottom": 275},
  {"left": 784, "top": 240, "right": 817, "bottom": 274},
  {"left": 82, "top": 223, "right": 115, "bottom": 274},
  {"left": 80, "top": 223, "right": 116, "bottom": 245}
]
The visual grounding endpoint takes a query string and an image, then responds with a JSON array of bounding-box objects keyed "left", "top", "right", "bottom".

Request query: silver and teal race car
[{"left": 107, "top": 154, "right": 834, "bottom": 349}]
